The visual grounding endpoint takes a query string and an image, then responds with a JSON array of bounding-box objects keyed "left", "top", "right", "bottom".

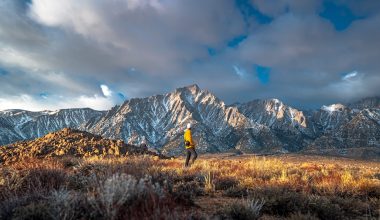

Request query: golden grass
[
  {"left": 148, "top": 154, "right": 380, "bottom": 197},
  {"left": 1, "top": 154, "right": 379, "bottom": 219}
]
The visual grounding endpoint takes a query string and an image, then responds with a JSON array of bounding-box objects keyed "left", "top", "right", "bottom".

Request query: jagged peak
[
  {"left": 268, "top": 98, "right": 282, "bottom": 103},
  {"left": 175, "top": 84, "right": 201, "bottom": 95},
  {"left": 183, "top": 84, "right": 200, "bottom": 90}
]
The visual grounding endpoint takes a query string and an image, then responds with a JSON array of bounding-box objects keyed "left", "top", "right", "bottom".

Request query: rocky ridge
[{"left": 0, "top": 128, "right": 151, "bottom": 164}]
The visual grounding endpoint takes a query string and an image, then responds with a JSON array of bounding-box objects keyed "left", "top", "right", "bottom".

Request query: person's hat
[{"left": 187, "top": 123, "right": 192, "bottom": 129}]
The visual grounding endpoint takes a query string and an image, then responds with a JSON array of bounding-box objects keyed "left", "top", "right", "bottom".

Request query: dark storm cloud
[
  {"left": 234, "top": 10, "right": 380, "bottom": 108},
  {"left": 0, "top": 0, "right": 379, "bottom": 110}
]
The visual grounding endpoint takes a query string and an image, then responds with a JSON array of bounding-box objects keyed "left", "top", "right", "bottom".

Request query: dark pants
[{"left": 185, "top": 148, "right": 198, "bottom": 167}]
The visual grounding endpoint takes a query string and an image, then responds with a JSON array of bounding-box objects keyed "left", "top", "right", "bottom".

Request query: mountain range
[{"left": 1, "top": 85, "right": 379, "bottom": 158}]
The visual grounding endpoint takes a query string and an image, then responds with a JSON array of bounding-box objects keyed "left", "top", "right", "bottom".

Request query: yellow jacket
[{"left": 184, "top": 129, "right": 195, "bottom": 149}]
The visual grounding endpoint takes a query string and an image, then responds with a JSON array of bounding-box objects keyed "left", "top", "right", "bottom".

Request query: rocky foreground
[{"left": 0, "top": 128, "right": 152, "bottom": 164}]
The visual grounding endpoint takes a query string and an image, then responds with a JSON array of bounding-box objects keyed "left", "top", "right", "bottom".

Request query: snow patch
[{"left": 321, "top": 104, "right": 345, "bottom": 112}]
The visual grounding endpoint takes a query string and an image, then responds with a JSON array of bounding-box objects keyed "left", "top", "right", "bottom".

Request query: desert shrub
[
  {"left": 246, "top": 186, "right": 312, "bottom": 216},
  {"left": 0, "top": 192, "right": 46, "bottom": 220},
  {"left": 48, "top": 189, "right": 90, "bottom": 220},
  {"left": 369, "top": 198, "right": 380, "bottom": 218},
  {"left": 250, "top": 185, "right": 370, "bottom": 219},
  {"left": 254, "top": 187, "right": 345, "bottom": 219},
  {"left": 172, "top": 180, "right": 204, "bottom": 205},
  {"left": 0, "top": 168, "right": 23, "bottom": 198},
  {"left": 60, "top": 157, "right": 81, "bottom": 168},
  {"left": 87, "top": 173, "right": 174, "bottom": 220},
  {"left": 147, "top": 168, "right": 177, "bottom": 189},
  {"left": 12, "top": 202, "right": 53, "bottom": 220},
  {"left": 225, "top": 198, "right": 265, "bottom": 220},
  {"left": 287, "top": 212, "right": 319, "bottom": 220},
  {"left": 17, "top": 168, "right": 67, "bottom": 194},
  {"left": 172, "top": 173, "right": 200, "bottom": 183},
  {"left": 87, "top": 173, "right": 140, "bottom": 220},
  {"left": 76, "top": 162, "right": 109, "bottom": 177},
  {"left": 223, "top": 186, "right": 249, "bottom": 197},
  {"left": 364, "top": 183, "right": 380, "bottom": 198},
  {"left": 215, "top": 176, "right": 239, "bottom": 191},
  {"left": 261, "top": 190, "right": 307, "bottom": 216},
  {"left": 328, "top": 196, "right": 373, "bottom": 218},
  {"left": 308, "top": 195, "right": 344, "bottom": 220},
  {"left": 66, "top": 172, "right": 99, "bottom": 191},
  {"left": 1, "top": 168, "right": 66, "bottom": 196},
  {"left": 203, "top": 171, "right": 216, "bottom": 193}
]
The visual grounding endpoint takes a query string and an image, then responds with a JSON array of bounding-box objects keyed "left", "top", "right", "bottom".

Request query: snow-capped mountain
[
  {"left": 235, "top": 99, "right": 314, "bottom": 151},
  {"left": 0, "top": 108, "right": 103, "bottom": 145},
  {"left": 309, "top": 103, "right": 353, "bottom": 134},
  {"left": 306, "top": 108, "right": 380, "bottom": 158},
  {"left": 0, "top": 85, "right": 379, "bottom": 157},
  {"left": 88, "top": 85, "right": 281, "bottom": 155}
]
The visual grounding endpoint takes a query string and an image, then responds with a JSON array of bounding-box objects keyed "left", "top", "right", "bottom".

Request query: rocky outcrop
[{"left": 0, "top": 128, "right": 149, "bottom": 164}]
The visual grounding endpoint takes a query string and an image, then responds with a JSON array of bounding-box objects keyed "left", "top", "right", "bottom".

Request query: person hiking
[{"left": 184, "top": 123, "right": 197, "bottom": 167}]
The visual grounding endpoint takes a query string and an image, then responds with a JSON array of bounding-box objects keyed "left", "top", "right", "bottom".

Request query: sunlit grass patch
[{"left": 1, "top": 154, "right": 379, "bottom": 219}]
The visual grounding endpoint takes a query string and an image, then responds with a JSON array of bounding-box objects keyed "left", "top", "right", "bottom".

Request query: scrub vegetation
[{"left": 0, "top": 154, "right": 379, "bottom": 219}]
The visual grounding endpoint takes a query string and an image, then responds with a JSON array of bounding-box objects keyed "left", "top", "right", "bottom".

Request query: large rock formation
[{"left": 0, "top": 128, "right": 149, "bottom": 164}]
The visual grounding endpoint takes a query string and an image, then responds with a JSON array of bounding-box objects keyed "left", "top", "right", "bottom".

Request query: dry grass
[{"left": 1, "top": 154, "right": 379, "bottom": 219}]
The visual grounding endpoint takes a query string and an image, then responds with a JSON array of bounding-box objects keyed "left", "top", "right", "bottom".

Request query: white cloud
[
  {"left": 342, "top": 71, "right": 358, "bottom": 81},
  {"left": 0, "top": 0, "right": 380, "bottom": 110},
  {"left": 27, "top": 0, "right": 245, "bottom": 74},
  {"left": 100, "top": 84, "right": 113, "bottom": 97},
  {"left": 233, "top": 65, "right": 247, "bottom": 78},
  {"left": 0, "top": 46, "right": 43, "bottom": 70},
  {"left": 0, "top": 94, "right": 116, "bottom": 111}
]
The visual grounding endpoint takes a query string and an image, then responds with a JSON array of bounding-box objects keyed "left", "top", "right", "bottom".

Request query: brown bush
[
  {"left": 215, "top": 176, "right": 239, "bottom": 191},
  {"left": 0, "top": 192, "right": 46, "bottom": 220},
  {"left": 223, "top": 186, "right": 249, "bottom": 198},
  {"left": 12, "top": 202, "right": 53, "bottom": 220},
  {"left": 223, "top": 198, "right": 265, "bottom": 220},
  {"left": 17, "top": 168, "right": 67, "bottom": 194}
]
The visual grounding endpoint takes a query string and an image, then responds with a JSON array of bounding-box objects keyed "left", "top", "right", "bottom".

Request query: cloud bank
[{"left": 0, "top": 0, "right": 379, "bottom": 110}]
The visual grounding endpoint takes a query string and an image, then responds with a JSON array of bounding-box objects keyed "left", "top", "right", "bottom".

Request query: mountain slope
[
  {"left": 89, "top": 85, "right": 282, "bottom": 155},
  {"left": 0, "top": 108, "right": 104, "bottom": 146},
  {"left": 309, "top": 103, "right": 354, "bottom": 135},
  {"left": 236, "top": 99, "right": 314, "bottom": 151},
  {"left": 305, "top": 109, "right": 380, "bottom": 159}
]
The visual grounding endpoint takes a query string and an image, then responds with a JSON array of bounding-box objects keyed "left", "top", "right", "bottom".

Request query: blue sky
[{"left": 0, "top": 0, "right": 379, "bottom": 110}]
